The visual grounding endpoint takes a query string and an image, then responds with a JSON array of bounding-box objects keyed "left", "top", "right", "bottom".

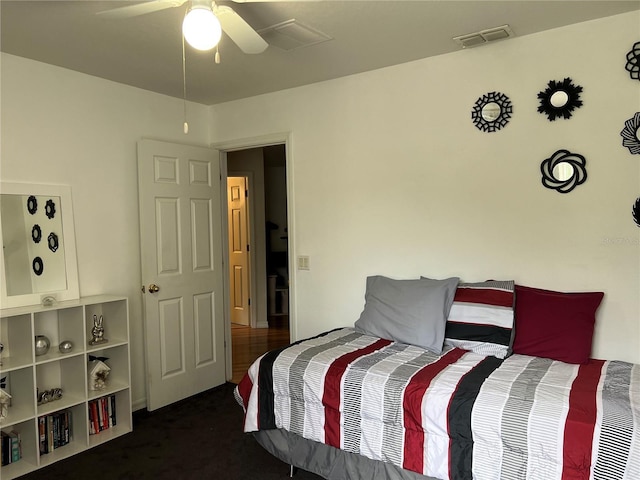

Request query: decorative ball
[
  {"left": 59, "top": 340, "right": 73, "bottom": 354},
  {"left": 35, "top": 335, "right": 50, "bottom": 356}
]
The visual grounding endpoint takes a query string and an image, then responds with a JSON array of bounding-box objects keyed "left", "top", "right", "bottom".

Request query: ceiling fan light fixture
[{"left": 183, "top": 5, "right": 222, "bottom": 51}]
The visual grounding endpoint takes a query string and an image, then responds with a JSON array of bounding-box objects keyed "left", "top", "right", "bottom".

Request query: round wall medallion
[
  {"left": 537, "top": 78, "right": 583, "bottom": 121},
  {"left": 540, "top": 149, "right": 587, "bottom": 194},
  {"left": 27, "top": 195, "right": 38, "bottom": 215},
  {"left": 625, "top": 41, "right": 640, "bottom": 81},
  {"left": 48, "top": 232, "right": 59, "bottom": 252},
  {"left": 32, "top": 224, "right": 42, "bottom": 243},
  {"left": 45, "top": 199, "right": 56, "bottom": 219},
  {"left": 471, "top": 91, "right": 513, "bottom": 132},
  {"left": 32, "top": 256, "right": 44, "bottom": 276},
  {"left": 620, "top": 112, "right": 640, "bottom": 155}
]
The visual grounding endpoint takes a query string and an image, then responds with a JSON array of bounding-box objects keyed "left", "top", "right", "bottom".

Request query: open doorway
[{"left": 226, "top": 144, "right": 290, "bottom": 383}]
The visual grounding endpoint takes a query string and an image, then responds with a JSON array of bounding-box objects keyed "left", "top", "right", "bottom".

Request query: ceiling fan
[{"left": 98, "top": 0, "right": 269, "bottom": 54}]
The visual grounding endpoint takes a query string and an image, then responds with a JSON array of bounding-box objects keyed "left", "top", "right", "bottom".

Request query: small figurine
[
  {"left": 89, "top": 315, "right": 108, "bottom": 345},
  {"left": 59, "top": 340, "right": 73, "bottom": 354},
  {"left": 0, "top": 388, "right": 11, "bottom": 419},
  {"left": 35, "top": 335, "right": 50, "bottom": 356},
  {"left": 88, "top": 358, "right": 111, "bottom": 391},
  {"left": 36, "top": 387, "right": 63, "bottom": 405}
]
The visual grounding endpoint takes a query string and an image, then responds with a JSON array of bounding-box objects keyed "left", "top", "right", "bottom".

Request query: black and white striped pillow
[{"left": 444, "top": 280, "right": 515, "bottom": 358}]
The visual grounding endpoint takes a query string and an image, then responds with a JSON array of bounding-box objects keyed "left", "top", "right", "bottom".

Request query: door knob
[{"left": 148, "top": 284, "right": 160, "bottom": 293}]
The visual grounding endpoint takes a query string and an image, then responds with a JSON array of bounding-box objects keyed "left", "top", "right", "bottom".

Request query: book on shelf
[
  {"left": 89, "top": 401, "right": 99, "bottom": 434},
  {"left": 108, "top": 394, "right": 117, "bottom": 427},
  {"left": 10, "top": 431, "right": 21, "bottom": 463},
  {"left": 38, "top": 416, "right": 46, "bottom": 455},
  {"left": 1, "top": 430, "right": 22, "bottom": 466},
  {"left": 1, "top": 432, "right": 9, "bottom": 466},
  {"left": 38, "top": 410, "right": 72, "bottom": 456},
  {"left": 88, "top": 394, "right": 118, "bottom": 435}
]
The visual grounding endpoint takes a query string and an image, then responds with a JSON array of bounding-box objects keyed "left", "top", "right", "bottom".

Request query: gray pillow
[{"left": 354, "top": 275, "right": 460, "bottom": 354}]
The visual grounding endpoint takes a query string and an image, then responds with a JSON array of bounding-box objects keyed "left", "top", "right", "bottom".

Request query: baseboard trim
[
  {"left": 256, "top": 320, "right": 269, "bottom": 328},
  {"left": 132, "top": 397, "right": 147, "bottom": 412}
]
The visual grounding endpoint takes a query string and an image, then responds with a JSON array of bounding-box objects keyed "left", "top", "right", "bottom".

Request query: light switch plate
[{"left": 297, "top": 255, "right": 310, "bottom": 270}]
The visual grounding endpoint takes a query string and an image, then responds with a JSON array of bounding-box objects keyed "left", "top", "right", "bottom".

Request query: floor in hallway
[{"left": 231, "top": 316, "right": 290, "bottom": 384}]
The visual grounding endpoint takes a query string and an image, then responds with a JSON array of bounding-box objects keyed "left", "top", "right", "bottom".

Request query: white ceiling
[{"left": 2, "top": 1, "right": 639, "bottom": 105}]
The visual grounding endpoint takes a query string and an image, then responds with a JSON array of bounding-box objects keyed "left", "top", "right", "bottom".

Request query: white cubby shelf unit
[{"left": 0, "top": 295, "right": 132, "bottom": 479}]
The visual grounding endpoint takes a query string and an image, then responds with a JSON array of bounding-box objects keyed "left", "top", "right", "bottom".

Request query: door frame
[
  {"left": 214, "top": 132, "right": 295, "bottom": 381},
  {"left": 226, "top": 171, "right": 256, "bottom": 328}
]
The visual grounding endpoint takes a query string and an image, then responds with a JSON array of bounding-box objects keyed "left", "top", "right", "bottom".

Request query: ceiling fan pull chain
[
  {"left": 182, "top": 30, "right": 189, "bottom": 135},
  {"left": 215, "top": 45, "right": 221, "bottom": 64}
]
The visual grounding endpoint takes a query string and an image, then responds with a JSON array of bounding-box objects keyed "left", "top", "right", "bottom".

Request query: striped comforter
[{"left": 235, "top": 328, "right": 640, "bottom": 480}]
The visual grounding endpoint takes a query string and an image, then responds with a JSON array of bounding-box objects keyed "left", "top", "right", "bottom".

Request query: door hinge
[
  {"left": 247, "top": 244, "right": 250, "bottom": 252},
  {"left": 248, "top": 298, "right": 251, "bottom": 306},
  {"left": 245, "top": 189, "right": 248, "bottom": 198}
]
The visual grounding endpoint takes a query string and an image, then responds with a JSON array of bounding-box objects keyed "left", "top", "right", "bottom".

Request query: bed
[{"left": 235, "top": 276, "right": 640, "bottom": 480}]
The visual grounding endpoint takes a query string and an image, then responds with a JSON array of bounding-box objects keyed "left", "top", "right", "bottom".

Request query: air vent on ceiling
[
  {"left": 453, "top": 25, "right": 515, "bottom": 49},
  {"left": 259, "top": 19, "right": 332, "bottom": 51}
]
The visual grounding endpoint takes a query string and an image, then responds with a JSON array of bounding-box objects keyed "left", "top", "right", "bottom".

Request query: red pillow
[{"left": 512, "top": 285, "right": 604, "bottom": 364}]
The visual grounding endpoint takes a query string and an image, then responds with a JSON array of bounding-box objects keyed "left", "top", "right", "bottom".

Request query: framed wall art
[
  {"left": 537, "top": 78, "right": 583, "bottom": 121},
  {"left": 471, "top": 91, "right": 513, "bottom": 132}
]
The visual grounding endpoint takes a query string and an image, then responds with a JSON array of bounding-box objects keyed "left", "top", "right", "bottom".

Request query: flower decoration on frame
[
  {"left": 45, "top": 199, "right": 56, "bottom": 219},
  {"left": 625, "top": 42, "right": 640, "bottom": 81},
  {"left": 471, "top": 91, "right": 513, "bottom": 133},
  {"left": 32, "top": 224, "right": 42, "bottom": 244},
  {"left": 48, "top": 232, "right": 59, "bottom": 252},
  {"left": 27, "top": 195, "right": 38, "bottom": 215},
  {"left": 537, "top": 78, "right": 583, "bottom": 121},
  {"left": 620, "top": 112, "right": 640, "bottom": 155},
  {"left": 540, "top": 149, "right": 587, "bottom": 194},
  {"left": 32, "top": 256, "right": 44, "bottom": 276}
]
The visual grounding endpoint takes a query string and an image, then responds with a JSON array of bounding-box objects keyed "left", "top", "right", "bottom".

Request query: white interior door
[
  {"left": 227, "top": 176, "right": 250, "bottom": 326},
  {"left": 138, "top": 139, "right": 225, "bottom": 411}
]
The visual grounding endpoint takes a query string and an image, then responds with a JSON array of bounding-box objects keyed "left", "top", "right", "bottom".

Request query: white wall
[
  {"left": 210, "top": 12, "right": 640, "bottom": 364},
  {"left": 0, "top": 53, "right": 212, "bottom": 409}
]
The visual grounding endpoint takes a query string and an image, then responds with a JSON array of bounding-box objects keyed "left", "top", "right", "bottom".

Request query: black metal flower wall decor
[
  {"left": 633, "top": 198, "right": 640, "bottom": 227},
  {"left": 45, "top": 199, "right": 56, "bottom": 219},
  {"left": 48, "top": 232, "right": 59, "bottom": 253},
  {"left": 32, "top": 224, "right": 42, "bottom": 244},
  {"left": 620, "top": 112, "right": 640, "bottom": 155},
  {"left": 540, "top": 149, "right": 588, "bottom": 194},
  {"left": 625, "top": 42, "right": 640, "bottom": 80},
  {"left": 471, "top": 91, "right": 513, "bottom": 132},
  {"left": 32, "top": 257, "right": 44, "bottom": 276},
  {"left": 537, "top": 78, "right": 583, "bottom": 121},
  {"left": 27, "top": 195, "right": 38, "bottom": 215}
]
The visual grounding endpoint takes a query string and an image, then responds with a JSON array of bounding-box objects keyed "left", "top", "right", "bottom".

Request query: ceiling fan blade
[
  {"left": 97, "top": 0, "right": 187, "bottom": 20},
  {"left": 214, "top": 5, "right": 268, "bottom": 54}
]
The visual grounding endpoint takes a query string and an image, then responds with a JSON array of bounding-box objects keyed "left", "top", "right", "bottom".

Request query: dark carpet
[{"left": 21, "top": 382, "right": 323, "bottom": 480}]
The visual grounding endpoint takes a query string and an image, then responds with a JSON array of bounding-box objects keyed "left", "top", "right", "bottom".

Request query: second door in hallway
[{"left": 228, "top": 176, "right": 251, "bottom": 326}]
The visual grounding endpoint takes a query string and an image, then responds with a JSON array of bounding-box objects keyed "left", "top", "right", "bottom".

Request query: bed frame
[{"left": 254, "top": 429, "right": 438, "bottom": 480}]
